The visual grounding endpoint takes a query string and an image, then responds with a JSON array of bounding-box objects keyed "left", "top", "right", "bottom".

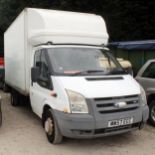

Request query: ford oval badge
[{"left": 115, "top": 102, "right": 127, "bottom": 108}]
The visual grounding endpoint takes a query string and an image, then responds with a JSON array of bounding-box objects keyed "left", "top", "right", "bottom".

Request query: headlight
[
  {"left": 66, "top": 90, "right": 88, "bottom": 114},
  {"left": 140, "top": 86, "right": 147, "bottom": 106}
]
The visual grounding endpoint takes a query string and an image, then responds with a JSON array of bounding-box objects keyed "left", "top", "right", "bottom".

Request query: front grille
[
  {"left": 94, "top": 95, "right": 139, "bottom": 114},
  {"left": 99, "top": 107, "right": 138, "bottom": 114}
]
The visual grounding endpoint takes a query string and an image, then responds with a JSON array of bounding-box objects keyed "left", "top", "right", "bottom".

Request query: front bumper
[{"left": 53, "top": 105, "right": 149, "bottom": 139}]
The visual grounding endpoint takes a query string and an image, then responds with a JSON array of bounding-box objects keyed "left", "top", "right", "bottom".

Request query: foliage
[{"left": 0, "top": 0, "right": 154, "bottom": 55}]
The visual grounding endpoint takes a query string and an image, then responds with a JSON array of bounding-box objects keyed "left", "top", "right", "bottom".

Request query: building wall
[{"left": 110, "top": 48, "right": 155, "bottom": 75}]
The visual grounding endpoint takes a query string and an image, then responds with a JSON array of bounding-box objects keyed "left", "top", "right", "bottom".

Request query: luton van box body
[
  {"left": 4, "top": 8, "right": 149, "bottom": 144},
  {"left": 4, "top": 8, "right": 108, "bottom": 93}
]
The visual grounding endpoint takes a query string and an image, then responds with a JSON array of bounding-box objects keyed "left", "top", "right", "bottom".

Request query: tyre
[
  {"left": 3, "top": 83, "right": 8, "bottom": 92},
  {"left": 0, "top": 101, "right": 2, "bottom": 126},
  {"left": 44, "top": 109, "right": 63, "bottom": 144},
  {"left": 11, "top": 90, "right": 20, "bottom": 106},
  {"left": 149, "top": 100, "right": 155, "bottom": 126}
]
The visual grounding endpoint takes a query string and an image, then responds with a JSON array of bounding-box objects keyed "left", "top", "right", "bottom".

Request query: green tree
[{"left": 0, "top": 0, "right": 154, "bottom": 55}]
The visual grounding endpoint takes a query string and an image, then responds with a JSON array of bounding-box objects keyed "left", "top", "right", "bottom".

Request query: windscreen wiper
[
  {"left": 108, "top": 69, "right": 127, "bottom": 75},
  {"left": 74, "top": 70, "right": 105, "bottom": 75}
]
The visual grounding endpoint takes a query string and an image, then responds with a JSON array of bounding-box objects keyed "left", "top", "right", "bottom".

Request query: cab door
[
  {"left": 30, "top": 49, "right": 53, "bottom": 117},
  {"left": 136, "top": 61, "right": 155, "bottom": 95}
]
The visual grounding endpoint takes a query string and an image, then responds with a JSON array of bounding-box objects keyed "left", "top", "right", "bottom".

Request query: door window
[
  {"left": 34, "top": 50, "right": 52, "bottom": 89},
  {"left": 142, "top": 62, "right": 155, "bottom": 78}
]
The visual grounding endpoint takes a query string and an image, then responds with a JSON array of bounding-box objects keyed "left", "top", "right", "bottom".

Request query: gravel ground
[{"left": 0, "top": 91, "right": 155, "bottom": 155}]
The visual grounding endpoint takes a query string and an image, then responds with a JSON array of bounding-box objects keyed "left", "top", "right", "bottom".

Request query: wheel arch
[{"left": 42, "top": 104, "right": 52, "bottom": 119}]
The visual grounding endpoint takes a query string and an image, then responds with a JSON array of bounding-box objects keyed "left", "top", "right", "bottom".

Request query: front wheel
[
  {"left": 149, "top": 100, "right": 155, "bottom": 126},
  {"left": 44, "top": 109, "right": 63, "bottom": 144}
]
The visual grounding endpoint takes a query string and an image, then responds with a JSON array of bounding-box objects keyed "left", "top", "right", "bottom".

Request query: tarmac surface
[{"left": 0, "top": 91, "right": 155, "bottom": 155}]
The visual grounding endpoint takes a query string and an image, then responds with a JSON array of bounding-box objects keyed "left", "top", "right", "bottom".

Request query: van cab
[{"left": 31, "top": 44, "right": 149, "bottom": 143}]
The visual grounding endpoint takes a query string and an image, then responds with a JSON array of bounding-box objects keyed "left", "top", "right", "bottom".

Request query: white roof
[{"left": 27, "top": 8, "right": 109, "bottom": 46}]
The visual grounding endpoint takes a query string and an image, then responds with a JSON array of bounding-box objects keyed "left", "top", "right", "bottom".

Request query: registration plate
[{"left": 108, "top": 117, "right": 133, "bottom": 128}]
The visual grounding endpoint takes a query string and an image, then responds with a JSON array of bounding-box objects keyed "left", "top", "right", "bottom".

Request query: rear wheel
[
  {"left": 149, "top": 100, "right": 155, "bottom": 126},
  {"left": 11, "top": 90, "right": 20, "bottom": 106},
  {"left": 3, "top": 83, "right": 10, "bottom": 93},
  {"left": 44, "top": 109, "right": 63, "bottom": 144}
]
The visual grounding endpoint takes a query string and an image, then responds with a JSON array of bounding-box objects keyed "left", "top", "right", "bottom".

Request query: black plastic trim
[{"left": 86, "top": 77, "right": 124, "bottom": 81}]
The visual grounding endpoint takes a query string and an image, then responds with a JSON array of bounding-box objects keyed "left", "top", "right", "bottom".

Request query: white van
[{"left": 4, "top": 8, "right": 149, "bottom": 144}]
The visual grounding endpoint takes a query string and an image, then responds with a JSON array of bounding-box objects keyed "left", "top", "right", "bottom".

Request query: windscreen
[{"left": 47, "top": 47, "right": 126, "bottom": 76}]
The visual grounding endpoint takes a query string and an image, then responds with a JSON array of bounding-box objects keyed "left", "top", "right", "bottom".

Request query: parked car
[
  {"left": 136, "top": 59, "right": 155, "bottom": 126},
  {"left": 0, "top": 57, "right": 5, "bottom": 90},
  {"left": 0, "top": 96, "right": 2, "bottom": 126}
]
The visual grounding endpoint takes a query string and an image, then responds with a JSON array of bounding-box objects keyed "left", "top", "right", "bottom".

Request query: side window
[
  {"left": 34, "top": 50, "right": 41, "bottom": 68},
  {"left": 34, "top": 50, "right": 52, "bottom": 89},
  {"left": 142, "top": 62, "right": 155, "bottom": 79},
  {"left": 34, "top": 50, "right": 42, "bottom": 80},
  {"left": 40, "top": 52, "right": 49, "bottom": 79}
]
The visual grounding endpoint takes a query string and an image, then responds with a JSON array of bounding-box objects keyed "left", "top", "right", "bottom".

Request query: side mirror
[{"left": 31, "top": 67, "right": 40, "bottom": 82}]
